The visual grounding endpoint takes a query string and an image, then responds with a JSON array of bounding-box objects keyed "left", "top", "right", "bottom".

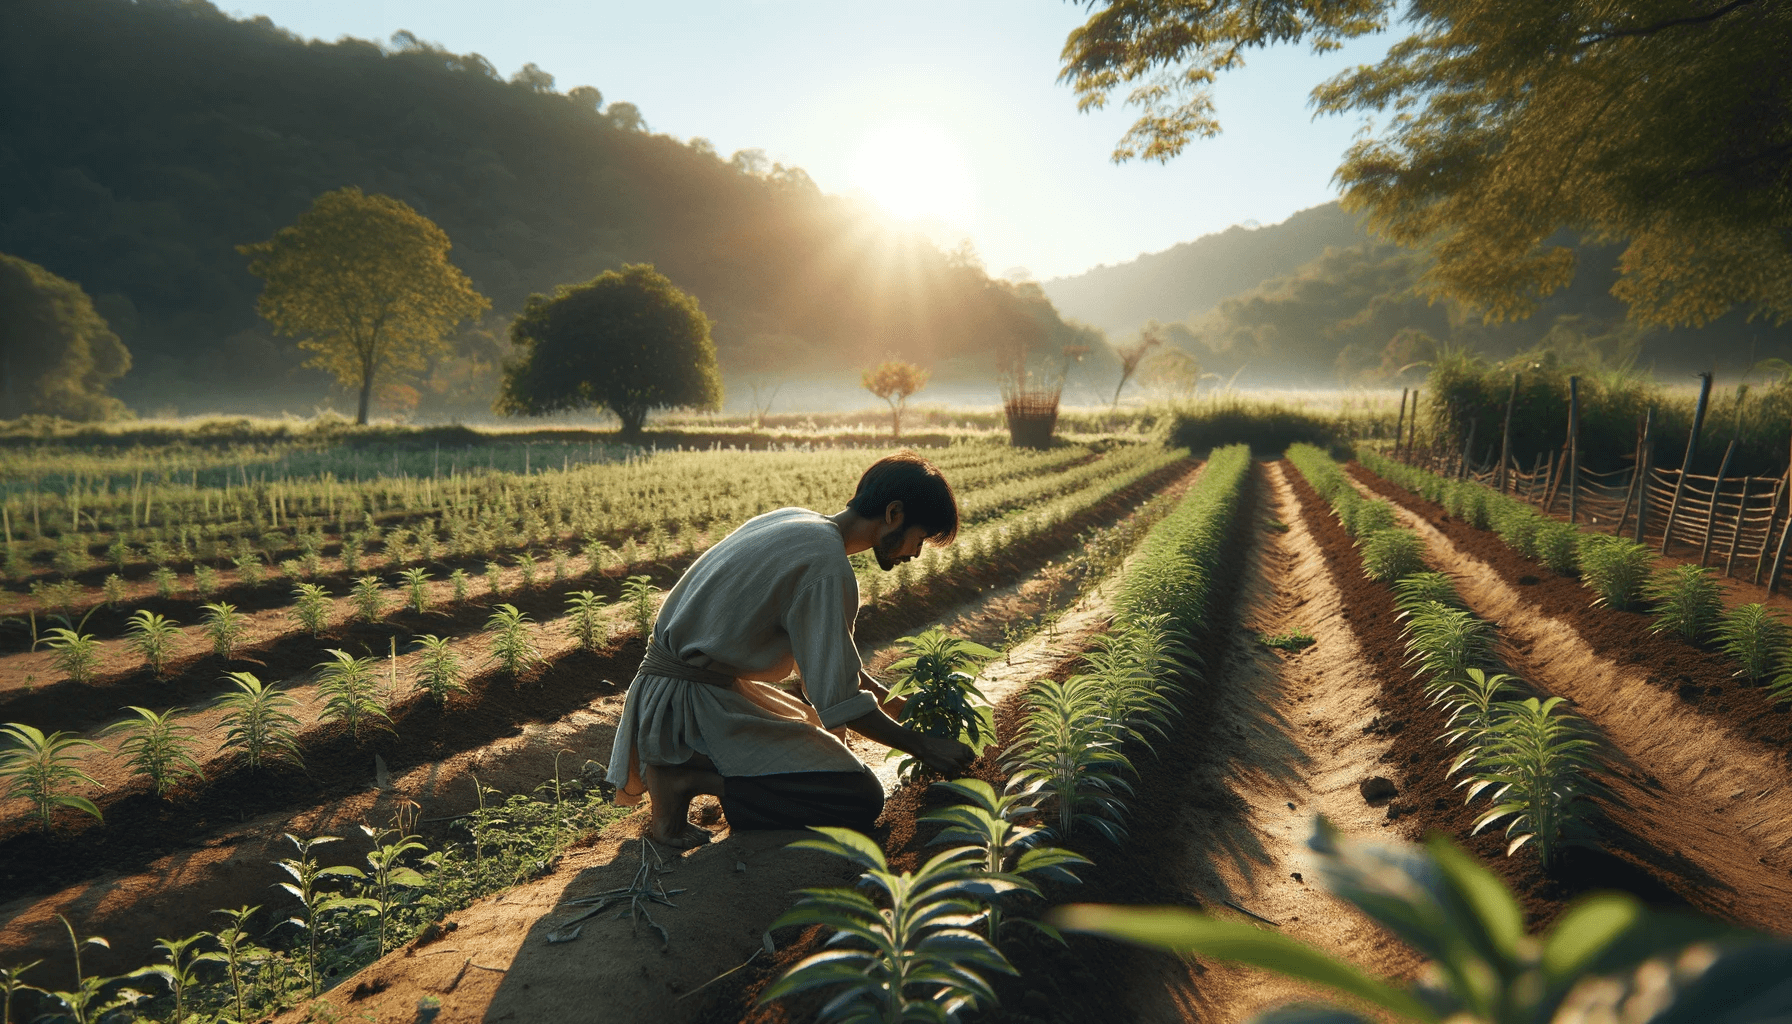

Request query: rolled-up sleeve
[{"left": 784, "top": 574, "right": 875, "bottom": 728}]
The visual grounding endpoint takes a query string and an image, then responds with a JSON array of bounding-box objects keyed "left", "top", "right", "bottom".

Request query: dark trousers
[{"left": 721, "top": 767, "right": 884, "bottom": 832}]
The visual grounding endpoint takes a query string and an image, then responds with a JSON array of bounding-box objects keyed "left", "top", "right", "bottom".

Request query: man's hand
[{"left": 909, "top": 733, "right": 976, "bottom": 777}]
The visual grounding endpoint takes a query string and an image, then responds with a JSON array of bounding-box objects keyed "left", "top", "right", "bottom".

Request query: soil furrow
[{"left": 1348, "top": 472, "right": 1792, "bottom": 933}]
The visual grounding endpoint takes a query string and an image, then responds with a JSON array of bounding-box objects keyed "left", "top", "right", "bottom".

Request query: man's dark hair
[{"left": 848, "top": 451, "right": 958, "bottom": 544}]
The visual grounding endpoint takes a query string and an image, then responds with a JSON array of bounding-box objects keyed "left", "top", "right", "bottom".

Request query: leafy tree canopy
[
  {"left": 861, "top": 359, "right": 931, "bottom": 437},
  {"left": 1062, "top": 0, "right": 1792, "bottom": 327},
  {"left": 239, "top": 187, "right": 490, "bottom": 424},
  {"left": 496, "top": 264, "right": 722, "bottom": 435},
  {"left": 0, "top": 252, "right": 131, "bottom": 421}
]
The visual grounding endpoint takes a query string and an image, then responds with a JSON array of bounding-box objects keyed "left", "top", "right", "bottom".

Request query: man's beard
[{"left": 874, "top": 529, "right": 907, "bottom": 571}]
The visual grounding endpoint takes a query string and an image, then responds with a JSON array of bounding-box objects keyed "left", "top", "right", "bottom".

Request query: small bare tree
[
  {"left": 1111, "top": 327, "right": 1165, "bottom": 409},
  {"left": 862, "top": 360, "right": 931, "bottom": 438}
]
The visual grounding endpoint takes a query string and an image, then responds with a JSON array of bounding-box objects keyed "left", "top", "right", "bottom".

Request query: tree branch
[{"left": 1578, "top": 0, "right": 1762, "bottom": 46}]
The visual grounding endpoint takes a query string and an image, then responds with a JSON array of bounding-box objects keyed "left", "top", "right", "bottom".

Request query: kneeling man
[{"left": 606, "top": 451, "right": 976, "bottom": 847}]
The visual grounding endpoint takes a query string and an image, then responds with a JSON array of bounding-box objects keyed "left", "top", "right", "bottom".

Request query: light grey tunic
[{"left": 606, "top": 507, "right": 876, "bottom": 804}]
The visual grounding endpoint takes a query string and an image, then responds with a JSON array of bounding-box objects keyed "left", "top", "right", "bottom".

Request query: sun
[{"left": 847, "top": 119, "right": 975, "bottom": 226}]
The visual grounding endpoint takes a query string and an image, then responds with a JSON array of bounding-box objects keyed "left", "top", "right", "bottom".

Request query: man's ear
[{"left": 883, "top": 500, "right": 905, "bottom": 527}]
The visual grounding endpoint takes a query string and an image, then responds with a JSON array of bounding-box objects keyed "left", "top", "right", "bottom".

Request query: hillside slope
[{"left": 0, "top": 0, "right": 1089, "bottom": 416}]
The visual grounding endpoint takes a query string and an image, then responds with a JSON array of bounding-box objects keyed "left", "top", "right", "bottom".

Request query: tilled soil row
[
  {"left": 1346, "top": 465, "right": 1792, "bottom": 934},
  {"left": 1280, "top": 462, "right": 1696, "bottom": 928},
  {"left": 1348, "top": 463, "right": 1792, "bottom": 760},
  {"left": 0, "top": 462, "right": 1205, "bottom": 988}
]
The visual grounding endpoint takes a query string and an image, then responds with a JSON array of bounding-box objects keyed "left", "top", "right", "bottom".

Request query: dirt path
[{"left": 1351, "top": 474, "right": 1792, "bottom": 934}]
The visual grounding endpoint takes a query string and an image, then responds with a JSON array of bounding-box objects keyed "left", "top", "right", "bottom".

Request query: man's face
[{"left": 874, "top": 522, "right": 929, "bottom": 571}]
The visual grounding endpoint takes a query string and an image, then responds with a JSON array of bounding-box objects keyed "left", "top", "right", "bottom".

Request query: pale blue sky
[{"left": 227, "top": 1, "right": 1390, "bottom": 281}]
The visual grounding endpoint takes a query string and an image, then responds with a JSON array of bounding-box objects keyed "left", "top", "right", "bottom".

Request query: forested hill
[
  {"left": 1041, "top": 203, "right": 1369, "bottom": 340},
  {"left": 0, "top": 0, "right": 1090, "bottom": 416},
  {"left": 1045, "top": 202, "right": 1792, "bottom": 384}
]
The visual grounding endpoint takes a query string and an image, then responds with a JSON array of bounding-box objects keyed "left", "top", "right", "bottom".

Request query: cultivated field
[{"left": 2, "top": 410, "right": 1788, "bottom": 1024}]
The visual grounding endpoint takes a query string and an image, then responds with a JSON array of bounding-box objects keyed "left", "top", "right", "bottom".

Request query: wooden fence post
[
  {"left": 1632, "top": 409, "right": 1653, "bottom": 544},
  {"left": 1769, "top": 502, "right": 1792, "bottom": 596},
  {"left": 1530, "top": 452, "right": 1546, "bottom": 504},
  {"left": 1566, "top": 376, "right": 1581, "bottom": 523},
  {"left": 1725, "top": 474, "right": 1751, "bottom": 577},
  {"left": 1497, "top": 373, "right": 1518, "bottom": 494},
  {"left": 1615, "top": 411, "right": 1646, "bottom": 537},
  {"left": 1757, "top": 474, "right": 1788, "bottom": 585},
  {"left": 1700, "top": 439, "right": 1736, "bottom": 567},
  {"left": 1393, "top": 388, "right": 1408, "bottom": 458},
  {"left": 1406, "top": 389, "right": 1421, "bottom": 461},
  {"left": 1458, "top": 416, "right": 1478, "bottom": 481},
  {"left": 1662, "top": 371, "right": 1713, "bottom": 555}
]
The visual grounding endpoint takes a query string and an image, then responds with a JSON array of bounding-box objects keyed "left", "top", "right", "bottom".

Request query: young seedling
[
  {"left": 275, "top": 834, "right": 371, "bottom": 997},
  {"left": 621, "top": 574, "right": 659, "bottom": 640},
  {"left": 151, "top": 565, "right": 180, "bottom": 598},
  {"left": 515, "top": 551, "right": 539, "bottom": 590},
  {"left": 565, "top": 590, "right": 608, "bottom": 652},
  {"left": 448, "top": 567, "right": 470, "bottom": 603},
  {"left": 315, "top": 650, "right": 391, "bottom": 742},
  {"left": 885, "top": 627, "right": 998, "bottom": 780},
  {"left": 357, "top": 825, "right": 430, "bottom": 954},
  {"left": 399, "top": 567, "right": 432, "bottom": 614},
  {"left": 101, "top": 574, "right": 128, "bottom": 609},
  {"left": 290, "top": 582, "right": 331, "bottom": 637},
  {"left": 1644, "top": 564, "right": 1725, "bottom": 645},
  {"left": 349, "top": 575, "right": 386, "bottom": 623},
  {"left": 43, "top": 628, "right": 101, "bottom": 685},
  {"left": 39, "top": 916, "right": 150, "bottom": 1024},
  {"left": 1257, "top": 630, "right": 1316, "bottom": 652},
  {"left": 0, "top": 723, "right": 103, "bottom": 832},
  {"left": 552, "top": 549, "right": 570, "bottom": 582},
  {"left": 1359, "top": 528, "right": 1426, "bottom": 582},
  {"left": 200, "top": 602, "right": 247, "bottom": 660},
  {"left": 485, "top": 604, "right": 541, "bottom": 679},
  {"left": 1003, "top": 678, "right": 1133, "bottom": 843},
  {"left": 143, "top": 932, "right": 211, "bottom": 1024},
  {"left": 232, "top": 553, "right": 264, "bottom": 587},
  {"left": 921, "top": 778, "right": 1090, "bottom": 949},
  {"left": 121, "top": 609, "right": 179, "bottom": 679},
  {"left": 760, "top": 828, "right": 1015, "bottom": 1021},
  {"left": 1, "top": 959, "right": 44, "bottom": 1024},
  {"left": 214, "top": 672, "right": 304, "bottom": 770},
  {"left": 483, "top": 560, "right": 504, "bottom": 597},
  {"left": 195, "top": 906, "right": 267, "bottom": 1024},
  {"left": 1718, "top": 603, "right": 1787, "bottom": 684},
  {"left": 101, "top": 707, "right": 204, "bottom": 798},
  {"left": 194, "top": 564, "right": 221, "bottom": 598},
  {"left": 1578, "top": 535, "right": 1654, "bottom": 611},
  {"left": 411, "top": 635, "right": 465, "bottom": 706},
  {"left": 1466, "top": 697, "right": 1606, "bottom": 867}
]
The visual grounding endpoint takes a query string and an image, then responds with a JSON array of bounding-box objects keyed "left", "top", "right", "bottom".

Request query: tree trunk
[
  {"left": 891, "top": 400, "right": 901, "bottom": 439},
  {"left": 617, "top": 406, "right": 647, "bottom": 438},
  {"left": 356, "top": 374, "right": 373, "bottom": 426}
]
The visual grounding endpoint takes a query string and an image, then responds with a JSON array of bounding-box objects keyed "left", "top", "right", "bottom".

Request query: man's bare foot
[{"left": 650, "top": 821, "right": 714, "bottom": 849}]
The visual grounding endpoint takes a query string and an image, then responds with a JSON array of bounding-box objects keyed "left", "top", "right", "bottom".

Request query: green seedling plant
[
  {"left": 1054, "top": 817, "right": 1792, "bottom": 1024},
  {"left": 124, "top": 610, "right": 180, "bottom": 679},
  {"left": 0, "top": 723, "right": 103, "bottom": 831},
  {"left": 1391, "top": 571, "right": 1463, "bottom": 617},
  {"left": 200, "top": 602, "right": 247, "bottom": 660},
  {"left": 1434, "top": 669, "right": 1523, "bottom": 765},
  {"left": 1577, "top": 535, "right": 1655, "bottom": 610},
  {"left": 514, "top": 551, "right": 538, "bottom": 589},
  {"left": 100, "top": 706, "right": 204, "bottom": 798},
  {"left": 196, "top": 906, "right": 267, "bottom": 1024},
  {"left": 1360, "top": 528, "right": 1426, "bottom": 583},
  {"left": 1257, "top": 630, "right": 1315, "bottom": 651},
  {"left": 399, "top": 567, "right": 432, "bottom": 614},
  {"left": 349, "top": 575, "right": 386, "bottom": 623},
  {"left": 1344, "top": 498, "right": 1397, "bottom": 539},
  {"left": 1402, "top": 602, "right": 1497, "bottom": 682},
  {"left": 315, "top": 649, "right": 391, "bottom": 742},
  {"left": 1718, "top": 603, "right": 1788, "bottom": 684},
  {"left": 885, "top": 627, "right": 998, "bottom": 780},
  {"left": 43, "top": 627, "right": 101, "bottom": 685},
  {"left": 232, "top": 553, "right": 264, "bottom": 587},
  {"left": 565, "top": 590, "right": 608, "bottom": 652},
  {"left": 357, "top": 825, "right": 430, "bottom": 954},
  {"left": 275, "top": 834, "right": 372, "bottom": 997},
  {"left": 920, "top": 778, "right": 1090, "bottom": 949},
  {"left": 622, "top": 574, "right": 659, "bottom": 640},
  {"left": 194, "top": 564, "right": 221, "bottom": 598},
  {"left": 102, "top": 574, "right": 128, "bottom": 609},
  {"left": 40, "top": 916, "right": 151, "bottom": 1024},
  {"left": 1, "top": 960, "right": 42, "bottom": 1024},
  {"left": 1535, "top": 519, "right": 1581, "bottom": 576},
  {"left": 760, "top": 827, "right": 1017, "bottom": 1023},
  {"left": 143, "top": 932, "right": 211, "bottom": 1024},
  {"left": 291, "top": 582, "right": 331, "bottom": 637},
  {"left": 214, "top": 672, "right": 303, "bottom": 770},
  {"left": 448, "top": 567, "right": 470, "bottom": 602},
  {"left": 1466, "top": 697, "right": 1606, "bottom": 867},
  {"left": 1645, "top": 564, "right": 1725, "bottom": 644},
  {"left": 1073, "top": 626, "right": 1180, "bottom": 752},
  {"left": 1003, "top": 678, "right": 1133, "bottom": 843},
  {"left": 483, "top": 560, "right": 504, "bottom": 596},
  {"left": 485, "top": 604, "right": 541, "bottom": 679},
  {"left": 411, "top": 635, "right": 466, "bottom": 706},
  {"left": 151, "top": 565, "right": 179, "bottom": 598}
]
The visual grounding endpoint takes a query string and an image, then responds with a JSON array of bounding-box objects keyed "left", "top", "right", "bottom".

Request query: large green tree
[
  {"left": 496, "top": 264, "right": 723, "bottom": 436},
  {"left": 239, "top": 186, "right": 490, "bottom": 424},
  {"left": 1061, "top": 0, "right": 1792, "bottom": 327},
  {"left": 0, "top": 252, "right": 131, "bottom": 420}
]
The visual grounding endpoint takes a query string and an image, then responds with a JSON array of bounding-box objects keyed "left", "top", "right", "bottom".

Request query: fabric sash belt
[{"left": 638, "top": 638, "right": 739, "bottom": 689}]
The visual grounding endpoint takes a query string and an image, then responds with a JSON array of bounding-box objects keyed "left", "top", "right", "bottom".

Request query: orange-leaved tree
[
  {"left": 862, "top": 360, "right": 931, "bottom": 438},
  {"left": 240, "top": 186, "right": 490, "bottom": 424}
]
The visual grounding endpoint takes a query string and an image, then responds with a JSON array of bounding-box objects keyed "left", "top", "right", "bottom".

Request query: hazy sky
[{"left": 227, "top": 1, "right": 1390, "bottom": 281}]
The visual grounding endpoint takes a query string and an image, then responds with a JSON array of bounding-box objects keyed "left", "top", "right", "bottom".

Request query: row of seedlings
[
  {"left": 1286, "top": 445, "right": 1605, "bottom": 866},
  {"left": 2, "top": 579, "right": 664, "bottom": 835},
  {"left": 760, "top": 445, "right": 1256, "bottom": 1021},
  {"left": 13, "top": 442, "right": 1132, "bottom": 646},
  {"left": 1358, "top": 448, "right": 1792, "bottom": 711}
]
